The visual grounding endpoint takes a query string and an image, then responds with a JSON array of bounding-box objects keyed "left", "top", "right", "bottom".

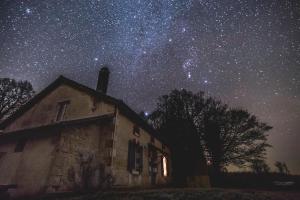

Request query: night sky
[{"left": 0, "top": 0, "right": 299, "bottom": 174}]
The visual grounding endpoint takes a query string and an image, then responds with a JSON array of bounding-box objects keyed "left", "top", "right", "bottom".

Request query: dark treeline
[
  {"left": 149, "top": 89, "right": 272, "bottom": 186},
  {"left": 211, "top": 172, "right": 300, "bottom": 191}
]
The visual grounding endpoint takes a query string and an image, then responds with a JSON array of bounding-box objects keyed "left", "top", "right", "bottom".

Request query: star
[
  {"left": 25, "top": 8, "right": 32, "bottom": 14},
  {"left": 1, "top": 0, "right": 299, "bottom": 174}
]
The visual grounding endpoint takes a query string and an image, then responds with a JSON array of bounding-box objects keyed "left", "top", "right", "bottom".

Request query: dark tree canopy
[
  {"left": 0, "top": 78, "right": 35, "bottom": 122},
  {"left": 150, "top": 89, "right": 208, "bottom": 185},
  {"left": 150, "top": 89, "right": 272, "bottom": 180},
  {"left": 250, "top": 159, "right": 270, "bottom": 174},
  {"left": 201, "top": 107, "right": 272, "bottom": 172},
  {"left": 275, "top": 161, "right": 290, "bottom": 174}
]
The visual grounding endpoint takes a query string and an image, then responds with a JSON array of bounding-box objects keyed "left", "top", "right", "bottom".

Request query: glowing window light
[{"left": 163, "top": 156, "right": 168, "bottom": 177}]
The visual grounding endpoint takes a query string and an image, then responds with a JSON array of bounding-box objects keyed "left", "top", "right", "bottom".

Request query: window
[
  {"left": 55, "top": 101, "right": 69, "bottom": 121},
  {"left": 127, "top": 139, "right": 143, "bottom": 173},
  {"left": 15, "top": 139, "right": 27, "bottom": 152},
  {"left": 0, "top": 152, "right": 6, "bottom": 162},
  {"left": 133, "top": 125, "right": 140, "bottom": 137},
  {"left": 161, "top": 156, "right": 168, "bottom": 177}
]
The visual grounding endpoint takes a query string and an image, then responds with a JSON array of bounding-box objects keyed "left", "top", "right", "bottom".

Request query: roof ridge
[{"left": 0, "top": 75, "right": 162, "bottom": 143}]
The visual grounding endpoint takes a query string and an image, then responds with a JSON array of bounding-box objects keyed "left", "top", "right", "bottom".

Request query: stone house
[{"left": 0, "top": 68, "right": 172, "bottom": 198}]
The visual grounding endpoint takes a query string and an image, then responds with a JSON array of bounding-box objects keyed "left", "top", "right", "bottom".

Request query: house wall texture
[
  {"left": 112, "top": 112, "right": 172, "bottom": 187},
  {"left": 0, "top": 82, "right": 173, "bottom": 198},
  {"left": 46, "top": 122, "right": 115, "bottom": 193},
  {"left": 4, "top": 84, "right": 115, "bottom": 132},
  {"left": 0, "top": 84, "right": 116, "bottom": 197},
  {"left": 0, "top": 131, "right": 59, "bottom": 198}
]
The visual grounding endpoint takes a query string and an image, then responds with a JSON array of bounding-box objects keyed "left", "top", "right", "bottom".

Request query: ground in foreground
[{"left": 38, "top": 188, "right": 300, "bottom": 200}]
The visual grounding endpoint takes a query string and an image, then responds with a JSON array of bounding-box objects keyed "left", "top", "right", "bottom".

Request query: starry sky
[{"left": 0, "top": 0, "right": 299, "bottom": 174}]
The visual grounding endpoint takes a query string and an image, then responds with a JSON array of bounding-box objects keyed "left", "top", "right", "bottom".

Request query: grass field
[{"left": 38, "top": 188, "right": 300, "bottom": 200}]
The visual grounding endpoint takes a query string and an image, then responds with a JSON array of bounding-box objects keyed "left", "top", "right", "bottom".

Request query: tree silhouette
[
  {"left": 201, "top": 107, "right": 272, "bottom": 173},
  {"left": 275, "top": 161, "right": 290, "bottom": 174},
  {"left": 250, "top": 159, "right": 270, "bottom": 174},
  {"left": 150, "top": 89, "right": 272, "bottom": 181},
  {"left": 0, "top": 78, "right": 34, "bottom": 121},
  {"left": 150, "top": 89, "right": 208, "bottom": 185}
]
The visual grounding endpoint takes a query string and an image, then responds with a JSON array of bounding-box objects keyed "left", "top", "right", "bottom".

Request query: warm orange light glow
[{"left": 163, "top": 156, "right": 167, "bottom": 177}]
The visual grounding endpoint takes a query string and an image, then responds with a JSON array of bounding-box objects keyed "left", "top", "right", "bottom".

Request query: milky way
[{"left": 0, "top": 0, "right": 299, "bottom": 173}]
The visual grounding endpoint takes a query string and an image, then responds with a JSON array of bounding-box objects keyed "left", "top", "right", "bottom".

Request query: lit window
[
  {"left": 162, "top": 156, "right": 168, "bottom": 177},
  {"left": 55, "top": 101, "right": 69, "bottom": 121}
]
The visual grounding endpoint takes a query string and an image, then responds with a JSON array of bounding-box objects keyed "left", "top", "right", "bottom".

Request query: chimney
[{"left": 96, "top": 67, "right": 110, "bottom": 94}]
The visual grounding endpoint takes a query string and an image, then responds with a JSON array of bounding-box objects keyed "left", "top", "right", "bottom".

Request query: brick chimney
[{"left": 96, "top": 67, "right": 110, "bottom": 94}]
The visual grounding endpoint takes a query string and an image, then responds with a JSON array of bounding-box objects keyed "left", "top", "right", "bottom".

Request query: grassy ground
[{"left": 39, "top": 188, "right": 300, "bottom": 200}]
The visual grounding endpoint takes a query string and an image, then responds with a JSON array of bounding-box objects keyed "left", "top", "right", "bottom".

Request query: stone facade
[
  {"left": 112, "top": 112, "right": 171, "bottom": 187},
  {"left": 0, "top": 78, "right": 172, "bottom": 198}
]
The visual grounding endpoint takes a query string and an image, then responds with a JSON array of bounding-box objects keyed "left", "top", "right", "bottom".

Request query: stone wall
[
  {"left": 0, "top": 82, "right": 173, "bottom": 199},
  {"left": 0, "top": 131, "right": 59, "bottom": 198},
  {"left": 4, "top": 84, "right": 115, "bottom": 132},
  {"left": 46, "top": 121, "right": 115, "bottom": 193},
  {"left": 112, "top": 112, "right": 172, "bottom": 187}
]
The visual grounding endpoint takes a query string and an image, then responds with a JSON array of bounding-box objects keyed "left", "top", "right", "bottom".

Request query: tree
[
  {"left": 201, "top": 107, "right": 272, "bottom": 173},
  {"left": 250, "top": 159, "right": 270, "bottom": 173},
  {"left": 0, "top": 78, "right": 35, "bottom": 121},
  {"left": 275, "top": 161, "right": 290, "bottom": 174},
  {"left": 150, "top": 89, "right": 208, "bottom": 185},
  {"left": 150, "top": 89, "right": 272, "bottom": 179},
  {"left": 282, "top": 162, "right": 290, "bottom": 175}
]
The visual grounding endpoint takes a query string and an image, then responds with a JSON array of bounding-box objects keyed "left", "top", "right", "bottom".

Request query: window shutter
[
  {"left": 139, "top": 145, "right": 143, "bottom": 173},
  {"left": 127, "top": 140, "right": 135, "bottom": 172},
  {"left": 127, "top": 140, "right": 130, "bottom": 171},
  {"left": 166, "top": 156, "right": 170, "bottom": 177},
  {"left": 161, "top": 156, "right": 164, "bottom": 176},
  {"left": 127, "top": 140, "right": 133, "bottom": 172}
]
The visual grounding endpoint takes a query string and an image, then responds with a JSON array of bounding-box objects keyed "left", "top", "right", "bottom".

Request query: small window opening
[
  {"left": 133, "top": 125, "right": 140, "bottom": 137},
  {"left": 0, "top": 152, "right": 6, "bottom": 161},
  {"left": 56, "top": 101, "right": 69, "bottom": 121},
  {"left": 15, "top": 139, "right": 27, "bottom": 152}
]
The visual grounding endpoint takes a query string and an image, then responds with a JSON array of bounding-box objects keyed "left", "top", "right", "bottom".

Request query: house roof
[{"left": 0, "top": 76, "right": 161, "bottom": 141}]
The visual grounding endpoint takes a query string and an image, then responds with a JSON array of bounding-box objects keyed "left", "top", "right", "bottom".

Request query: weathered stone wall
[
  {"left": 4, "top": 84, "right": 115, "bottom": 132},
  {"left": 0, "top": 82, "right": 172, "bottom": 199},
  {"left": 46, "top": 121, "right": 115, "bottom": 193},
  {"left": 112, "top": 112, "right": 171, "bottom": 187},
  {"left": 0, "top": 132, "right": 59, "bottom": 198}
]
